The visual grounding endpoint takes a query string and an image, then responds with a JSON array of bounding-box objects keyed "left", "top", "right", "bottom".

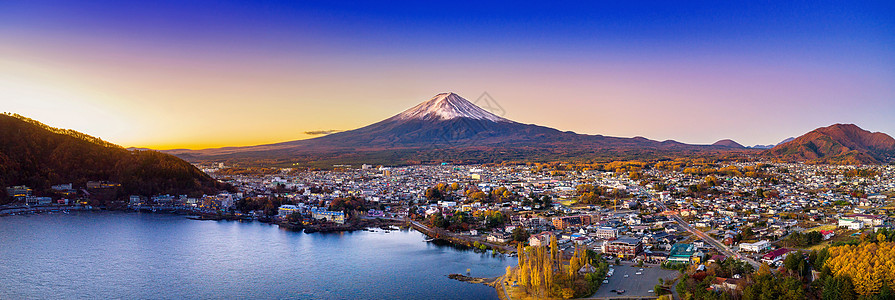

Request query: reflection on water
[{"left": 0, "top": 211, "right": 515, "bottom": 299}]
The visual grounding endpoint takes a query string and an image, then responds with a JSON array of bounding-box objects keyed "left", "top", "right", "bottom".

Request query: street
[{"left": 655, "top": 200, "right": 760, "bottom": 268}]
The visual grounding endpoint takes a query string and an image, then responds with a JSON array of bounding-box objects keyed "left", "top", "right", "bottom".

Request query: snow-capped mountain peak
[{"left": 388, "top": 92, "right": 510, "bottom": 122}]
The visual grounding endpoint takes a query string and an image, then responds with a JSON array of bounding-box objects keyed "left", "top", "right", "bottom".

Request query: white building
[
  {"left": 594, "top": 227, "right": 619, "bottom": 239},
  {"left": 278, "top": 205, "right": 299, "bottom": 216},
  {"left": 740, "top": 240, "right": 771, "bottom": 252},
  {"left": 129, "top": 195, "right": 142, "bottom": 206},
  {"left": 838, "top": 218, "right": 863, "bottom": 230}
]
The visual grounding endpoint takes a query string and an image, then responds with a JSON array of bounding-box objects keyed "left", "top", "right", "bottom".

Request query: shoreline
[
  {"left": 0, "top": 205, "right": 98, "bottom": 216},
  {"left": 407, "top": 219, "right": 516, "bottom": 254}
]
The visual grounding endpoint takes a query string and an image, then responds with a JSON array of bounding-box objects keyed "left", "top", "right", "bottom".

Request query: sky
[{"left": 1, "top": 1, "right": 893, "bottom": 149}]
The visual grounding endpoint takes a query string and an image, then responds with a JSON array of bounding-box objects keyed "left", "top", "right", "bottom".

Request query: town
[{"left": 3, "top": 160, "right": 893, "bottom": 299}]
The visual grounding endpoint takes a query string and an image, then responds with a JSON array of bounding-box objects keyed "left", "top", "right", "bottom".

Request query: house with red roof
[{"left": 761, "top": 248, "right": 791, "bottom": 265}]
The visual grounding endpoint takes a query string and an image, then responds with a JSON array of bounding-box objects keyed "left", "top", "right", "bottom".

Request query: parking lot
[{"left": 590, "top": 263, "right": 679, "bottom": 299}]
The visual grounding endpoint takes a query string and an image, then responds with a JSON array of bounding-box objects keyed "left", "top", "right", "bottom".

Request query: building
[
  {"left": 487, "top": 232, "right": 511, "bottom": 243},
  {"left": 278, "top": 205, "right": 300, "bottom": 216},
  {"left": 51, "top": 183, "right": 72, "bottom": 191},
  {"left": 153, "top": 195, "right": 175, "bottom": 206},
  {"left": 644, "top": 251, "right": 668, "bottom": 263},
  {"left": 761, "top": 248, "right": 791, "bottom": 265},
  {"left": 838, "top": 218, "right": 863, "bottom": 230},
  {"left": 594, "top": 227, "right": 619, "bottom": 239},
  {"left": 846, "top": 214, "right": 885, "bottom": 227},
  {"left": 552, "top": 215, "right": 592, "bottom": 230},
  {"left": 6, "top": 185, "right": 31, "bottom": 198},
  {"left": 529, "top": 232, "right": 552, "bottom": 247},
  {"left": 25, "top": 196, "right": 53, "bottom": 206},
  {"left": 311, "top": 207, "right": 346, "bottom": 224},
  {"left": 710, "top": 277, "right": 740, "bottom": 292},
  {"left": 740, "top": 240, "right": 771, "bottom": 252},
  {"left": 668, "top": 243, "right": 698, "bottom": 264},
  {"left": 602, "top": 237, "right": 642, "bottom": 258},
  {"left": 216, "top": 193, "right": 234, "bottom": 208},
  {"left": 86, "top": 181, "right": 120, "bottom": 189}
]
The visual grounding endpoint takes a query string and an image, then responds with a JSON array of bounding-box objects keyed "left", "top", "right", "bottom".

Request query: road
[{"left": 655, "top": 200, "right": 760, "bottom": 269}]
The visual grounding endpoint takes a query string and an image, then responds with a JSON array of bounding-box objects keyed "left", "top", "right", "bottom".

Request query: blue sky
[{"left": 1, "top": 1, "right": 893, "bottom": 148}]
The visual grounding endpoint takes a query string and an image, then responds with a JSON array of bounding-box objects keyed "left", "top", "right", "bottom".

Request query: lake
[{"left": 0, "top": 212, "right": 515, "bottom": 299}]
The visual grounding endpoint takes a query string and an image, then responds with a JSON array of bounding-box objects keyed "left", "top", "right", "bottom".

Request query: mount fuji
[{"left": 164, "top": 93, "right": 742, "bottom": 164}]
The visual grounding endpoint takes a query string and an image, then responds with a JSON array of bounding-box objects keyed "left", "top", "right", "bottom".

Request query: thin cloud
[{"left": 304, "top": 129, "right": 343, "bottom": 136}]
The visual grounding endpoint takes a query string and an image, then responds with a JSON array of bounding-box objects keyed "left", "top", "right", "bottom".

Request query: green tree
[
  {"left": 512, "top": 227, "right": 530, "bottom": 242},
  {"left": 784, "top": 251, "right": 803, "bottom": 273},
  {"left": 823, "top": 275, "right": 857, "bottom": 300}
]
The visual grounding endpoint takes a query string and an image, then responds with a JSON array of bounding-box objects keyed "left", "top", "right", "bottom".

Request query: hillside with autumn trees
[
  {"left": 822, "top": 232, "right": 895, "bottom": 297},
  {"left": 765, "top": 124, "right": 895, "bottom": 164},
  {"left": 0, "top": 113, "right": 226, "bottom": 205}
]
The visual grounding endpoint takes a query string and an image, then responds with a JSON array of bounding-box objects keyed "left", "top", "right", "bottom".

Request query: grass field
[
  {"left": 805, "top": 224, "right": 836, "bottom": 233},
  {"left": 558, "top": 199, "right": 577, "bottom": 206},
  {"left": 802, "top": 228, "right": 860, "bottom": 251}
]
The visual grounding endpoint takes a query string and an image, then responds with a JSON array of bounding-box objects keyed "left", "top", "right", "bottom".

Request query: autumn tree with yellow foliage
[
  {"left": 824, "top": 241, "right": 895, "bottom": 296},
  {"left": 509, "top": 238, "right": 606, "bottom": 299}
]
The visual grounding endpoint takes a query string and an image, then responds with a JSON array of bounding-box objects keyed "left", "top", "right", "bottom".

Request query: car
[
  {"left": 639, "top": 268, "right": 644, "bottom": 271},
  {"left": 603, "top": 280, "right": 609, "bottom": 284},
  {"left": 648, "top": 289, "right": 654, "bottom": 293},
  {"left": 624, "top": 274, "right": 629, "bottom": 278},
  {"left": 616, "top": 289, "right": 626, "bottom": 294},
  {"left": 635, "top": 272, "right": 642, "bottom": 275}
]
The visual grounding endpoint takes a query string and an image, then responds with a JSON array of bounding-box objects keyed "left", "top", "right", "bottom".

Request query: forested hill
[
  {"left": 765, "top": 124, "right": 895, "bottom": 164},
  {"left": 0, "top": 113, "right": 225, "bottom": 205}
]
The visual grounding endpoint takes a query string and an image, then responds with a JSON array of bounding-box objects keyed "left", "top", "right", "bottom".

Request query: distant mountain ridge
[
  {"left": 164, "top": 92, "right": 749, "bottom": 165},
  {"left": 0, "top": 113, "right": 224, "bottom": 205},
  {"left": 764, "top": 124, "right": 895, "bottom": 164},
  {"left": 712, "top": 139, "right": 745, "bottom": 148},
  {"left": 751, "top": 137, "right": 794, "bottom": 149}
]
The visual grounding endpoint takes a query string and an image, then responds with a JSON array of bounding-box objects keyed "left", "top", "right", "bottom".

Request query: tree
[
  {"left": 287, "top": 212, "right": 303, "bottom": 223},
  {"left": 784, "top": 251, "right": 803, "bottom": 273},
  {"left": 823, "top": 275, "right": 857, "bottom": 300},
  {"left": 425, "top": 188, "right": 443, "bottom": 201},
  {"left": 513, "top": 243, "right": 601, "bottom": 298},
  {"left": 757, "top": 263, "right": 772, "bottom": 275},
  {"left": 512, "top": 227, "right": 530, "bottom": 242},
  {"left": 743, "top": 273, "right": 805, "bottom": 300}
]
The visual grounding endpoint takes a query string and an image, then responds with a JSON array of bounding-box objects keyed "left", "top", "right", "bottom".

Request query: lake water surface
[{"left": 0, "top": 212, "right": 515, "bottom": 299}]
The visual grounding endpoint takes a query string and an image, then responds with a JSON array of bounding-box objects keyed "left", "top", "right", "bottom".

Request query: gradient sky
[{"left": 1, "top": 1, "right": 893, "bottom": 149}]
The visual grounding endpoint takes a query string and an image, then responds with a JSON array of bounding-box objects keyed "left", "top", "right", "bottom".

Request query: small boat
[{"left": 424, "top": 238, "right": 435, "bottom": 242}]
